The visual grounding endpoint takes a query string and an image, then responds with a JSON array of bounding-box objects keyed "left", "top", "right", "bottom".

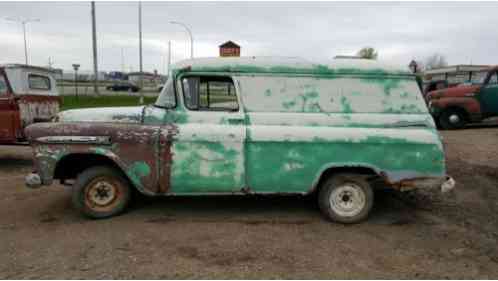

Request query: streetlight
[
  {"left": 409, "top": 60, "right": 419, "bottom": 74},
  {"left": 170, "top": 21, "right": 193, "bottom": 59},
  {"left": 72, "top": 64, "right": 80, "bottom": 100},
  {"left": 5, "top": 17, "right": 40, "bottom": 65}
]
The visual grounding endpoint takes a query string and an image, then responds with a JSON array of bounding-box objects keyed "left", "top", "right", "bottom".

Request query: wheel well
[
  {"left": 54, "top": 153, "right": 126, "bottom": 182},
  {"left": 312, "top": 166, "right": 380, "bottom": 194}
]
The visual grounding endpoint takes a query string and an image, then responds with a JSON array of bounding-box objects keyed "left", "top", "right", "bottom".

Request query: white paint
[
  {"left": 172, "top": 57, "right": 410, "bottom": 74},
  {"left": 236, "top": 76, "right": 427, "bottom": 114},
  {"left": 247, "top": 112, "right": 435, "bottom": 128},
  {"left": 249, "top": 125, "right": 441, "bottom": 146},
  {"left": 58, "top": 106, "right": 144, "bottom": 123}
]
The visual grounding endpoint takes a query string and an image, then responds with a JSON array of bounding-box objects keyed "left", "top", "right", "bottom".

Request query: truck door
[
  {"left": 168, "top": 74, "right": 246, "bottom": 193},
  {"left": 0, "top": 72, "right": 16, "bottom": 142},
  {"left": 479, "top": 70, "right": 498, "bottom": 116}
]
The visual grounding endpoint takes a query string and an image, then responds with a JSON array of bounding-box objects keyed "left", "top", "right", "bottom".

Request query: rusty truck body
[
  {"left": 0, "top": 64, "right": 60, "bottom": 144},
  {"left": 427, "top": 66, "right": 498, "bottom": 129},
  {"left": 24, "top": 57, "right": 454, "bottom": 223}
]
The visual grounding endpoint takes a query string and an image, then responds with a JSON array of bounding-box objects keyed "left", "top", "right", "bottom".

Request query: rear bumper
[{"left": 393, "top": 176, "right": 455, "bottom": 193}]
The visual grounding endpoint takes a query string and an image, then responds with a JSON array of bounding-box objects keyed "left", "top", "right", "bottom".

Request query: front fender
[
  {"left": 25, "top": 122, "right": 166, "bottom": 195},
  {"left": 430, "top": 97, "right": 481, "bottom": 120}
]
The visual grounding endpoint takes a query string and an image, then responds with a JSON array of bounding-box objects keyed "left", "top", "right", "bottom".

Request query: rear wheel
[
  {"left": 439, "top": 109, "right": 467, "bottom": 130},
  {"left": 318, "top": 173, "right": 374, "bottom": 223},
  {"left": 72, "top": 166, "right": 131, "bottom": 219}
]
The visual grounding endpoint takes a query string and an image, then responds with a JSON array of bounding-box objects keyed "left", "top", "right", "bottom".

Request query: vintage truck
[
  {"left": 24, "top": 57, "right": 454, "bottom": 223},
  {"left": 0, "top": 64, "right": 60, "bottom": 144},
  {"left": 427, "top": 66, "right": 498, "bottom": 129}
]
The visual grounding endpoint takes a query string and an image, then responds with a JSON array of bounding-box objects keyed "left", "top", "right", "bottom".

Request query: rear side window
[
  {"left": 0, "top": 76, "right": 7, "bottom": 95},
  {"left": 182, "top": 76, "right": 238, "bottom": 111},
  {"left": 28, "top": 74, "right": 51, "bottom": 90}
]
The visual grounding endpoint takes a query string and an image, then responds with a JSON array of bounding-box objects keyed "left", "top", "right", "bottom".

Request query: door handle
[{"left": 226, "top": 118, "right": 244, "bottom": 125}]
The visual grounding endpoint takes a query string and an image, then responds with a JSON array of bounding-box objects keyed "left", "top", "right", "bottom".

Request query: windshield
[{"left": 155, "top": 77, "right": 176, "bottom": 108}]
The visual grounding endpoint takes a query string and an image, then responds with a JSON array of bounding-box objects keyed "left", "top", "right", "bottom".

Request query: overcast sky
[{"left": 1, "top": 1, "right": 497, "bottom": 73}]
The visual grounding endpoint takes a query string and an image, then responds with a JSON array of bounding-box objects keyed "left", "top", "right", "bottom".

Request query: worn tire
[
  {"left": 318, "top": 173, "right": 374, "bottom": 224},
  {"left": 72, "top": 166, "right": 131, "bottom": 219},
  {"left": 439, "top": 109, "right": 466, "bottom": 130}
]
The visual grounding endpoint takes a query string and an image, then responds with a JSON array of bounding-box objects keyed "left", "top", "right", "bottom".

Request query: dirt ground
[{"left": 1, "top": 126, "right": 498, "bottom": 279}]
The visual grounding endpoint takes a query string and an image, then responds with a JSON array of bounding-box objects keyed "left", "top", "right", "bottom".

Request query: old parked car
[
  {"left": 24, "top": 57, "right": 454, "bottom": 223},
  {"left": 427, "top": 66, "right": 498, "bottom": 129},
  {"left": 0, "top": 64, "right": 60, "bottom": 144},
  {"left": 105, "top": 81, "right": 140, "bottom": 92}
]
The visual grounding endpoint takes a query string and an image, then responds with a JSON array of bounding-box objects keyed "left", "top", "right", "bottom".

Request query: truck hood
[
  {"left": 57, "top": 106, "right": 144, "bottom": 123},
  {"left": 428, "top": 85, "right": 480, "bottom": 99}
]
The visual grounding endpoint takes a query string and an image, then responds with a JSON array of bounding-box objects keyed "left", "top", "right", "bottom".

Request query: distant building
[
  {"left": 424, "top": 65, "right": 491, "bottom": 86},
  {"left": 219, "top": 41, "right": 240, "bottom": 57}
]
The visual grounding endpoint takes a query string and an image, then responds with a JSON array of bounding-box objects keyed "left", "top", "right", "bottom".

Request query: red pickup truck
[
  {"left": 0, "top": 64, "right": 60, "bottom": 144},
  {"left": 427, "top": 66, "right": 498, "bottom": 129}
]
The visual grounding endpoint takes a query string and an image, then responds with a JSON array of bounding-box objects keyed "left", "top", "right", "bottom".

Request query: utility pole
[
  {"left": 167, "top": 40, "right": 171, "bottom": 74},
  {"left": 138, "top": 1, "right": 144, "bottom": 104},
  {"left": 91, "top": 1, "right": 100, "bottom": 96},
  {"left": 121, "top": 47, "right": 125, "bottom": 73},
  {"left": 72, "top": 64, "right": 80, "bottom": 101},
  {"left": 5, "top": 17, "right": 40, "bottom": 65}
]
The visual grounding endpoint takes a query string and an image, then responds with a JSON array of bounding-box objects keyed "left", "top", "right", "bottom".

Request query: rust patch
[{"left": 158, "top": 124, "right": 179, "bottom": 193}]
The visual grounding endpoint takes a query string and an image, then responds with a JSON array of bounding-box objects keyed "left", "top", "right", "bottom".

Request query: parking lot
[{"left": 0, "top": 126, "right": 497, "bottom": 279}]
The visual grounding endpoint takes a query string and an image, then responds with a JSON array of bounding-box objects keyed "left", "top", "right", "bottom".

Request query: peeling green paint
[
  {"left": 246, "top": 136, "right": 444, "bottom": 192},
  {"left": 340, "top": 96, "right": 354, "bottom": 113},
  {"left": 127, "top": 161, "right": 151, "bottom": 188}
]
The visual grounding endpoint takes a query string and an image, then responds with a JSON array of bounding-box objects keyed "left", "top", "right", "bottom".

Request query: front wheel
[
  {"left": 72, "top": 166, "right": 131, "bottom": 219},
  {"left": 439, "top": 109, "right": 467, "bottom": 130},
  {"left": 318, "top": 173, "right": 374, "bottom": 223}
]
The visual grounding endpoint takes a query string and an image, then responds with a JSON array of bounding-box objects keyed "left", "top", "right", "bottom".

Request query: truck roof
[
  {"left": 172, "top": 57, "right": 413, "bottom": 76},
  {"left": 0, "top": 64, "right": 60, "bottom": 74}
]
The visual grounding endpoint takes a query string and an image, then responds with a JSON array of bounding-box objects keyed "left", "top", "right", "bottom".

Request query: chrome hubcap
[
  {"left": 329, "top": 183, "right": 366, "bottom": 217},
  {"left": 88, "top": 181, "right": 116, "bottom": 206},
  {"left": 449, "top": 114, "right": 460, "bottom": 124}
]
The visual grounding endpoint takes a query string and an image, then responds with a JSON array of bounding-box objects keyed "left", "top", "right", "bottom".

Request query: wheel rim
[
  {"left": 329, "top": 183, "right": 366, "bottom": 218},
  {"left": 449, "top": 114, "right": 460, "bottom": 124},
  {"left": 85, "top": 177, "right": 121, "bottom": 212}
]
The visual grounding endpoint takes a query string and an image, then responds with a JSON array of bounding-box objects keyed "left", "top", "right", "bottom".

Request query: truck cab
[
  {"left": 427, "top": 66, "right": 498, "bottom": 129},
  {"left": 0, "top": 64, "right": 60, "bottom": 144}
]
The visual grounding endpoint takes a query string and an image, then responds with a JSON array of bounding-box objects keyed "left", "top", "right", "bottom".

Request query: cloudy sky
[{"left": 1, "top": 1, "right": 497, "bottom": 73}]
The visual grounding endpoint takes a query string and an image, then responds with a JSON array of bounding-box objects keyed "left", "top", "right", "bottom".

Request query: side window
[
  {"left": 182, "top": 76, "right": 238, "bottom": 111},
  {"left": 28, "top": 74, "right": 51, "bottom": 90},
  {"left": 0, "top": 76, "right": 7, "bottom": 95},
  {"left": 487, "top": 72, "right": 498, "bottom": 85}
]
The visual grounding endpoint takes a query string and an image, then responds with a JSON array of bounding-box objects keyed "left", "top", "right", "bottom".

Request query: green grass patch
[{"left": 61, "top": 95, "right": 157, "bottom": 111}]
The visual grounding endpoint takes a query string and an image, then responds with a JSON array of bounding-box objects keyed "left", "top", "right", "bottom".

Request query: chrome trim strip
[{"left": 36, "top": 136, "right": 111, "bottom": 144}]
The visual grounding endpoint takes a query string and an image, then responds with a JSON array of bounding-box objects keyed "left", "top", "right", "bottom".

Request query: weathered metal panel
[
  {"left": 18, "top": 95, "right": 60, "bottom": 127},
  {"left": 168, "top": 110, "right": 246, "bottom": 193},
  {"left": 25, "top": 122, "right": 174, "bottom": 195}
]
